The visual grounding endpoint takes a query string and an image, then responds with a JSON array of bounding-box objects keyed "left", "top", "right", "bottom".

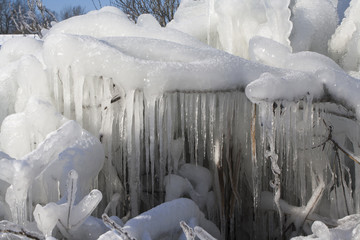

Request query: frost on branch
[{"left": 33, "top": 170, "right": 103, "bottom": 239}]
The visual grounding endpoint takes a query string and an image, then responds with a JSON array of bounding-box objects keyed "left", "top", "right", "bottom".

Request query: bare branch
[
  {"left": 11, "top": 0, "right": 57, "bottom": 37},
  {"left": 111, "top": 0, "right": 180, "bottom": 26},
  {"left": 102, "top": 213, "right": 135, "bottom": 240}
]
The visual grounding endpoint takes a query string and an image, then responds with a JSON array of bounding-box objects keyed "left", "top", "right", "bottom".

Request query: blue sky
[{"left": 42, "top": 0, "right": 111, "bottom": 14}]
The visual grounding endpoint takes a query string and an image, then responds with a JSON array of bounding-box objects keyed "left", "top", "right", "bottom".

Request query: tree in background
[
  {"left": 109, "top": 0, "right": 180, "bottom": 26},
  {"left": 60, "top": 5, "right": 86, "bottom": 20},
  {"left": 11, "top": 0, "right": 57, "bottom": 37},
  {"left": 0, "top": 0, "right": 22, "bottom": 34}
]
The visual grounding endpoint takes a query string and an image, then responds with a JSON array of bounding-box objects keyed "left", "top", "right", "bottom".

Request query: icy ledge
[
  {"left": 246, "top": 36, "right": 360, "bottom": 119},
  {"left": 41, "top": 8, "right": 360, "bottom": 120}
]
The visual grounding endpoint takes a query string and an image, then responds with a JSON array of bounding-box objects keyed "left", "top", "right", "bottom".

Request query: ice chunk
[
  {"left": 245, "top": 72, "right": 323, "bottom": 104},
  {"left": 0, "top": 98, "right": 66, "bottom": 159},
  {"left": 0, "top": 120, "right": 104, "bottom": 225},
  {"left": 168, "top": 0, "right": 292, "bottom": 58},
  {"left": 167, "top": 0, "right": 212, "bottom": 43},
  {"left": 163, "top": 174, "right": 198, "bottom": 202},
  {"left": 178, "top": 164, "right": 212, "bottom": 196},
  {"left": 137, "top": 14, "right": 161, "bottom": 28},
  {"left": 0, "top": 37, "right": 43, "bottom": 65},
  {"left": 249, "top": 36, "right": 343, "bottom": 73},
  {"left": 311, "top": 221, "right": 331, "bottom": 239},
  {"left": 0, "top": 62, "right": 18, "bottom": 125},
  {"left": 34, "top": 170, "right": 103, "bottom": 239},
  {"left": 14, "top": 56, "right": 51, "bottom": 113},
  {"left": 290, "top": 0, "right": 338, "bottom": 55},
  {"left": 121, "top": 198, "right": 221, "bottom": 240},
  {"left": 291, "top": 214, "right": 360, "bottom": 239},
  {"left": 215, "top": 0, "right": 292, "bottom": 57},
  {"left": 329, "top": 0, "right": 360, "bottom": 71}
]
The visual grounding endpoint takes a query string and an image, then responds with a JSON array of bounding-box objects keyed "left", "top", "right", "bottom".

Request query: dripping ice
[{"left": 0, "top": 0, "right": 360, "bottom": 239}]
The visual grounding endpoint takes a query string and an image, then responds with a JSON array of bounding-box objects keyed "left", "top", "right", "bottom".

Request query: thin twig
[
  {"left": 312, "top": 119, "right": 360, "bottom": 165},
  {"left": 102, "top": 214, "right": 134, "bottom": 240},
  {"left": 180, "top": 221, "right": 195, "bottom": 240}
]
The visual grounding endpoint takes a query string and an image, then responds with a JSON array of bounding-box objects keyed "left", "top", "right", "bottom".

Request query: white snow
[
  {"left": 120, "top": 198, "right": 220, "bottom": 240},
  {"left": 0, "top": 1, "right": 360, "bottom": 239}
]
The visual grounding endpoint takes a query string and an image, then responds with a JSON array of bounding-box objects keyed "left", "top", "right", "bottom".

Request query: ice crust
[
  {"left": 121, "top": 198, "right": 220, "bottom": 240},
  {"left": 0, "top": 1, "right": 360, "bottom": 239}
]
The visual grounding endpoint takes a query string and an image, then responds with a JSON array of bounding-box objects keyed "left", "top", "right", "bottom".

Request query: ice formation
[
  {"left": 0, "top": 0, "right": 360, "bottom": 239},
  {"left": 168, "top": 0, "right": 293, "bottom": 58},
  {"left": 329, "top": 0, "right": 360, "bottom": 72},
  {"left": 289, "top": 0, "right": 338, "bottom": 55}
]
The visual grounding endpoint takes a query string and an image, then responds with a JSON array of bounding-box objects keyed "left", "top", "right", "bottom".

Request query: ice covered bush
[
  {"left": 34, "top": 170, "right": 104, "bottom": 239},
  {"left": 1, "top": 0, "right": 360, "bottom": 239},
  {"left": 99, "top": 198, "right": 221, "bottom": 240},
  {"left": 0, "top": 120, "right": 104, "bottom": 226}
]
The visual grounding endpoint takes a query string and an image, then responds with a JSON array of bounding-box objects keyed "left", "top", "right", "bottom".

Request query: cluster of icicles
[
  {"left": 48, "top": 69, "right": 360, "bottom": 239},
  {"left": 1, "top": 0, "right": 360, "bottom": 238}
]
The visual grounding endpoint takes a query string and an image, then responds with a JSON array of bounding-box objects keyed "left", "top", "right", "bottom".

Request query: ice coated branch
[
  {"left": 34, "top": 170, "right": 103, "bottom": 238},
  {"left": 313, "top": 120, "right": 360, "bottom": 165},
  {"left": 180, "top": 221, "right": 217, "bottom": 240},
  {"left": 0, "top": 220, "right": 45, "bottom": 240},
  {"left": 11, "top": 0, "right": 57, "bottom": 37},
  {"left": 260, "top": 180, "right": 328, "bottom": 235},
  {"left": 110, "top": 0, "right": 180, "bottom": 26},
  {"left": 180, "top": 221, "right": 195, "bottom": 240},
  {"left": 102, "top": 214, "right": 134, "bottom": 240}
]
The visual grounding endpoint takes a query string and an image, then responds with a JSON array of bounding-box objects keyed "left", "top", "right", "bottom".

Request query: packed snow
[{"left": 0, "top": 0, "right": 360, "bottom": 239}]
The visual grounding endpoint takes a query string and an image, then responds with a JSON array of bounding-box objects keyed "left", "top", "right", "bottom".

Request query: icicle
[
  {"left": 53, "top": 68, "right": 61, "bottom": 112},
  {"left": 157, "top": 95, "right": 166, "bottom": 200},
  {"left": 261, "top": 102, "right": 283, "bottom": 236},
  {"left": 133, "top": 90, "right": 142, "bottom": 214},
  {"left": 125, "top": 90, "right": 138, "bottom": 216},
  {"left": 62, "top": 66, "right": 72, "bottom": 118},
  {"left": 207, "top": 0, "right": 213, "bottom": 46},
  {"left": 73, "top": 71, "right": 84, "bottom": 125},
  {"left": 166, "top": 94, "right": 173, "bottom": 174},
  {"left": 199, "top": 93, "right": 207, "bottom": 166},
  {"left": 180, "top": 92, "right": 186, "bottom": 168},
  {"left": 194, "top": 94, "right": 200, "bottom": 165},
  {"left": 187, "top": 94, "right": 195, "bottom": 164},
  {"left": 147, "top": 96, "right": 157, "bottom": 209},
  {"left": 66, "top": 170, "right": 78, "bottom": 229},
  {"left": 99, "top": 79, "right": 115, "bottom": 206}
]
